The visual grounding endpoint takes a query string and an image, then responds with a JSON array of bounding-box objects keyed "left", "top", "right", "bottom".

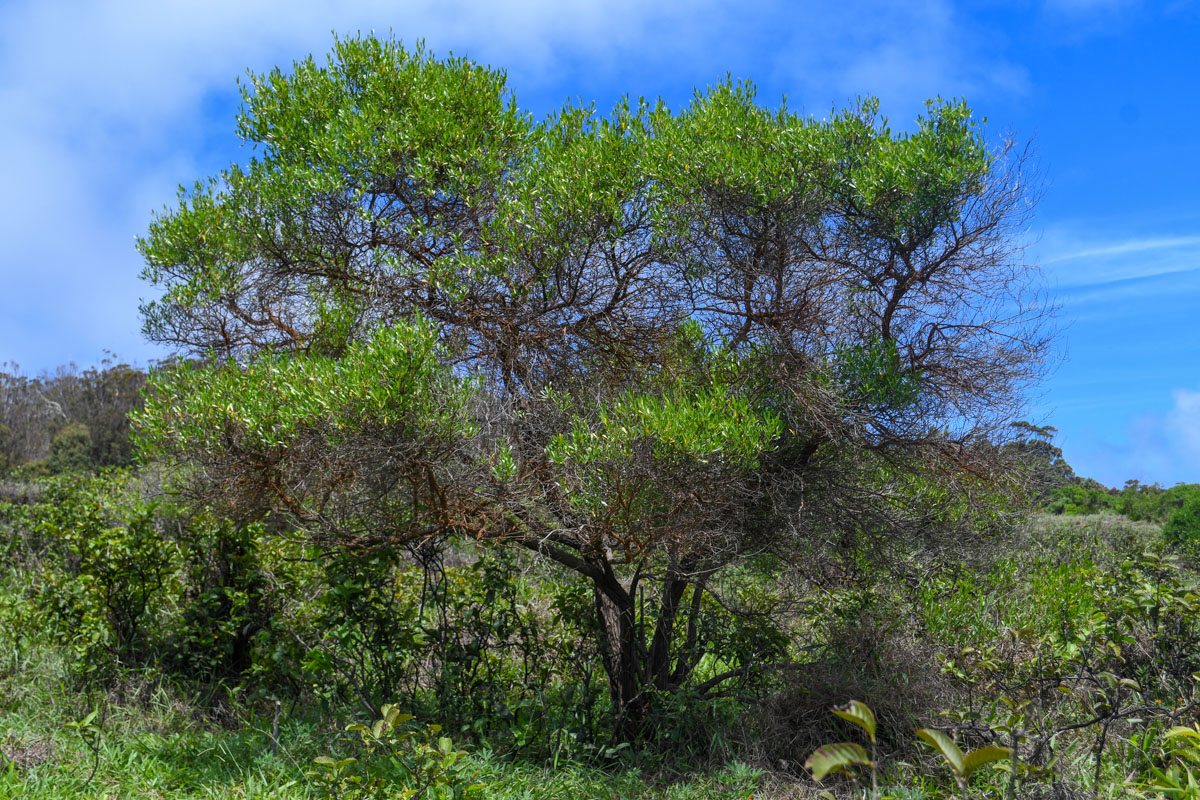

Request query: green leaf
[
  {"left": 831, "top": 700, "right": 877, "bottom": 743},
  {"left": 962, "top": 745, "right": 1013, "bottom": 777},
  {"left": 916, "top": 728, "right": 965, "bottom": 777},
  {"left": 804, "top": 742, "right": 872, "bottom": 781},
  {"left": 1166, "top": 726, "right": 1200, "bottom": 742}
]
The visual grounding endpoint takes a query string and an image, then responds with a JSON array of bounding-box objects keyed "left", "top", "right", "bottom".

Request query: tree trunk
[
  {"left": 594, "top": 584, "right": 646, "bottom": 739},
  {"left": 591, "top": 565, "right": 707, "bottom": 740}
]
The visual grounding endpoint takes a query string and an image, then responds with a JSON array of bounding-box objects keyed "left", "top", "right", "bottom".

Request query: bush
[
  {"left": 308, "top": 705, "right": 484, "bottom": 800},
  {"left": 161, "top": 512, "right": 273, "bottom": 685},
  {"left": 31, "top": 471, "right": 177, "bottom": 677},
  {"left": 48, "top": 423, "right": 93, "bottom": 474},
  {"left": 21, "top": 471, "right": 274, "bottom": 688},
  {"left": 1163, "top": 492, "right": 1200, "bottom": 546}
]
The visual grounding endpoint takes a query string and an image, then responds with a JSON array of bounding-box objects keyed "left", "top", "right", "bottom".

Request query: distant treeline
[
  {"left": 1047, "top": 479, "right": 1193, "bottom": 519},
  {"left": 1003, "top": 420, "right": 1200, "bottom": 542},
  {"left": 0, "top": 359, "right": 147, "bottom": 478}
]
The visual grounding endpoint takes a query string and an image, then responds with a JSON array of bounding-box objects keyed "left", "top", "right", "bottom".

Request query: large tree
[{"left": 136, "top": 36, "right": 1051, "bottom": 736}]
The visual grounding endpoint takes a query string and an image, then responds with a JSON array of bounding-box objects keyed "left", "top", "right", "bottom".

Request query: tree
[
  {"left": 0, "top": 361, "right": 146, "bottom": 474},
  {"left": 1163, "top": 488, "right": 1200, "bottom": 544},
  {"left": 0, "top": 364, "right": 61, "bottom": 468},
  {"left": 48, "top": 422, "right": 93, "bottom": 474},
  {"left": 135, "top": 36, "right": 1052, "bottom": 737},
  {"left": 40, "top": 360, "right": 148, "bottom": 468},
  {"left": 1005, "top": 421, "right": 1077, "bottom": 501},
  {"left": 0, "top": 423, "right": 11, "bottom": 475}
]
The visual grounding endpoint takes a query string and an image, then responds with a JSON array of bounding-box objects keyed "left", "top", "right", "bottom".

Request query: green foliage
[
  {"left": 1045, "top": 482, "right": 1117, "bottom": 515},
  {"left": 913, "top": 728, "right": 1012, "bottom": 793},
  {"left": 138, "top": 36, "right": 529, "bottom": 336},
  {"left": 31, "top": 471, "right": 177, "bottom": 676},
  {"left": 63, "top": 707, "right": 104, "bottom": 789},
  {"left": 309, "top": 705, "right": 484, "bottom": 800},
  {"left": 135, "top": 317, "right": 475, "bottom": 459},
  {"left": 161, "top": 512, "right": 272, "bottom": 683},
  {"left": 4, "top": 471, "right": 282, "bottom": 688},
  {"left": 1133, "top": 724, "right": 1200, "bottom": 798},
  {"left": 10, "top": 459, "right": 49, "bottom": 480},
  {"left": 1164, "top": 491, "right": 1200, "bottom": 546},
  {"left": 546, "top": 385, "right": 781, "bottom": 472},
  {"left": 47, "top": 423, "right": 92, "bottom": 474},
  {"left": 805, "top": 741, "right": 872, "bottom": 781},
  {"left": 837, "top": 337, "right": 922, "bottom": 408},
  {"left": 5, "top": 467, "right": 1200, "bottom": 798},
  {"left": 832, "top": 700, "right": 878, "bottom": 742},
  {"left": 806, "top": 701, "right": 1013, "bottom": 800}
]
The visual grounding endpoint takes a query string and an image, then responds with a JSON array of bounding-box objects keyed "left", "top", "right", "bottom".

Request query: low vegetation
[{"left": 2, "top": 470, "right": 1199, "bottom": 798}]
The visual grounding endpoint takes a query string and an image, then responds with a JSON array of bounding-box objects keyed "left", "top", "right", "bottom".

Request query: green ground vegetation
[{"left": 3, "top": 472, "right": 1200, "bottom": 798}]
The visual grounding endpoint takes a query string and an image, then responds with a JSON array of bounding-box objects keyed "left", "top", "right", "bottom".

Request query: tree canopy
[
  {"left": 0, "top": 360, "right": 147, "bottom": 476},
  {"left": 135, "top": 35, "right": 1052, "bottom": 735}
]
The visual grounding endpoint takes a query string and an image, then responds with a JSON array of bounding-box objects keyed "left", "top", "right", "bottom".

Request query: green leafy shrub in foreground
[
  {"left": 308, "top": 704, "right": 484, "bottom": 800},
  {"left": 12, "top": 470, "right": 273, "bottom": 686},
  {"left": 30, "top": 472, "right": 176, "bottom": 676},
  {"left": 806, "top": 700, "right": 1012, "bottom": 800}
]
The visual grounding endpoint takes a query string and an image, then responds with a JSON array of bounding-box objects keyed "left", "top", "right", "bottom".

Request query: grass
[
  {"left": 0, "top": 637, "right": 767, "bottom": 799},
  {"left": 1, "top": 512, "right": 1195, "bottom": 799}
]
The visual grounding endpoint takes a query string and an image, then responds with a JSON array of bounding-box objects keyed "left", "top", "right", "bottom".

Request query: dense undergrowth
[{"left": 2, "top": 470, "right": 1200, "bottom": 798}]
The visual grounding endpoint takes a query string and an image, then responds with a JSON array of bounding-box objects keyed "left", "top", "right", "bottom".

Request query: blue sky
[{"left": 1, "top": 0, "right": 1197, "bottom": 486}]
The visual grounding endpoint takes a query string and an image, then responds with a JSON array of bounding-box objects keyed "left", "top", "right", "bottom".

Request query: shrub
[
  {"left": 32, "top": 471, "right": 177, "bottom": 677},
  {"left": 48, "top": 423, "right": 93, "bottom": 474},
  {"left": 1164, "top": 492, "right": 1200, "bottom": 547}
]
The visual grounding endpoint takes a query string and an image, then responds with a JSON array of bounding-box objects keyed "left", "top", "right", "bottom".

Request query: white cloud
[
  {"left": 1166, "top": 388, "right": 1200, "bottom": 466},
  {"left": 771, "top": 0, "right": 1028, "bottom": 119},
  {"left": 0, "top": 0, "right": 725, "bottom": 369},
  {"left": 1037, "top": 227, "right": 1200, "bottom": 288},
  {"left": 1060, "top": 386, "right": 1200, "bottom": 487}
]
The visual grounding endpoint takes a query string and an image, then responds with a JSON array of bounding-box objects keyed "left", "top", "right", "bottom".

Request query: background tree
[
  {"left": 1163, "top": 488, "right": 1200, "bottom": 545},
  {"left": 48, "top": 422, "right": 93, "bottom": 474},
  {"left": 0, "top": 364, "right": 62, "bottom": 469},
  {"left": 136, "top": 36, "right": 1052, "bottom": 737},
  {"left": 0, "top": 360, "right": 147, "bottom": 475},
  {"left": 42, "top": 359, "right": 148, "bottom": 468},
  {"left": 1005, "top": 421, "right": 1077, "bottom": 500},
  {"left": 0, "top": 423, "right": 11, "bottom": 475}
]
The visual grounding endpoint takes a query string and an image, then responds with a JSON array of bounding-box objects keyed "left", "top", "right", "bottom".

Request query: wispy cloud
[
  {"left": 771, "top": 0, "right": 1028, "bottom": 119},
  {"left": 1037, "top": 227, "right": 1200, "bottom": 289},
  {"left": 1166, "top": 388, "right": 1200, "bottom": 467},
  {"left": 1045, "top": 236, "right": 1200, "bottom": 263},
  {"left": 1056, "top": 386, "right": 1200, "bottom": 487}
]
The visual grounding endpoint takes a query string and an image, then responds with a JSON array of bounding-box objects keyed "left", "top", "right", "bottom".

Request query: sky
[{"left": 0, "top": 0, "right": 1197, "bottom": 487}]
